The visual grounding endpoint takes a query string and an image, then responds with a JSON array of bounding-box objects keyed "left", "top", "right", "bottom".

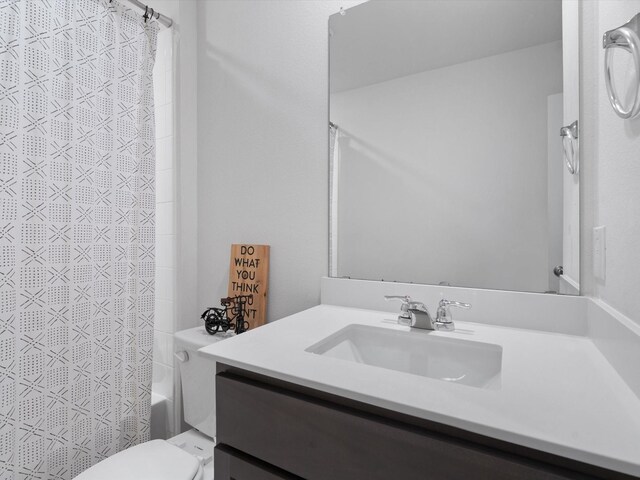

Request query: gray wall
[{"left": 195, "top": 1, "right": 362, "bottom": 322}]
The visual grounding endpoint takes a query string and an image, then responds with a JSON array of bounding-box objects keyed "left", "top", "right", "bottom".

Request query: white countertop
[{"left": 199, "top": 304, "right": 640, "bottom": 477}]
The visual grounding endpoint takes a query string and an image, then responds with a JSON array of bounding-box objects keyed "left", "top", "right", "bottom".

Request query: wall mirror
[{"left": 329, "top": 0, "right": 580, "bottom": 295}]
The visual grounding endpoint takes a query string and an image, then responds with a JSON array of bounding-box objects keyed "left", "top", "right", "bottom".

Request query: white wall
[
  {"left": 331, "top": 42, "right": 563, "bottom": 292},
  {"left": 150, "top": 0, "right": 199, "bottom": 335},
  {"left": 150, "top": 0, "right": 199, "bottom": 435},
  {"left": 186, "top": 0, "right": 640, "bottom": 325},
  {"left": 581, "top": 0, "right": 640, "bottom": 325},
  {"left": 152, "top": 26, "right": 176, "bottom": 440},
  {"left": 547, "top": 93, "right": 563, "bottom": 293},
  {"left": 561, "top": 0, "right": 580, "bottom": 292},
  {"left": 195, "top": 0, "right": 363, "bottom": 322}
]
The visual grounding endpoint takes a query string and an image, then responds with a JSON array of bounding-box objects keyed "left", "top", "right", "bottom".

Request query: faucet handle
[
  {"left": 384, "top": 295, "right": 410, "bottom": 308},
  {"left": 435, "top": 299, "right": 471, "bottom": 331},
  {"left": 384, "top": 295, "right": 429, "bottom": 313},
  {"left": 438, "top": 299, "right": 471, "bottom": 310},
  {"left": 385, "top": 295, "right": 413, "bottom": 315},
  {"left": 384, "top": 295, "right": 411, "bottom": 303}
]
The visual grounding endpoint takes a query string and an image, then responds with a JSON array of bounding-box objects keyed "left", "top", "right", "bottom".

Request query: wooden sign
[{"left": 227, "top": 244, "right": 270, "bottom": 330}]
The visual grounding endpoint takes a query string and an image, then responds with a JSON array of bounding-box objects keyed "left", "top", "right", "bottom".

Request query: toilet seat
[{"left": 74, "top": 439, "right": 202, "bottom": 480}]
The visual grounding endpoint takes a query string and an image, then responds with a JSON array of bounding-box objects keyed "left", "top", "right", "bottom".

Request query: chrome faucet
[
  {"left": 384, "top": 295, "right": 471, "bottom": 331},
  {"left": 384, "top": 295, "right": 434, "bottom": 329}
]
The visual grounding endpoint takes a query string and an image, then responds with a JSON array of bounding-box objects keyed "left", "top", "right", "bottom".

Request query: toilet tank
[{"left": 174, "top": 326, "right": 234, "bottom": 439}]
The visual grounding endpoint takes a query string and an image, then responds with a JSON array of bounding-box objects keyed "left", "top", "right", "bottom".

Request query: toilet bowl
[{"left": 75, "top": 326, "right": 231, "bottom": 480}]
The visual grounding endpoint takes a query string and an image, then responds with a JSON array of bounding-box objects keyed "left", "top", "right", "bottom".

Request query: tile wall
[{"left": 152, "top": 27, "right": 176, "bottom": 440}]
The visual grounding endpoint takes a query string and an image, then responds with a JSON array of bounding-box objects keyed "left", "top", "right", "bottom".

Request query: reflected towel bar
[{"left": 560, "top": 120, "right": 579, "bottom": 175}]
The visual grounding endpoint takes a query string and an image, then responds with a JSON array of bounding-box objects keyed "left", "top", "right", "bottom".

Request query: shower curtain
[{"left": 0, "top": 1, "right": 157, "bottom": 478}]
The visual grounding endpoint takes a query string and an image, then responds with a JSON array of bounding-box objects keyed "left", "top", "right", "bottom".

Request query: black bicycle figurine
[{"left": 200, "top": 294, "right": 253, "bottom": 335}]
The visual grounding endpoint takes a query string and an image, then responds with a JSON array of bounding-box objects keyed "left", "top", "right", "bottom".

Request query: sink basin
[{"left": 306, "top": 325, "right": 502, "bottom": 389}]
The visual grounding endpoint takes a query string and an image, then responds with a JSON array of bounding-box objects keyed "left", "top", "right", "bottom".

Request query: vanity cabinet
[
  {"left": 215, "top": 365, "right": 630, "bottom": 480},
  {"left": 214, "top": 447, "right": 299, "bottom": 480}
]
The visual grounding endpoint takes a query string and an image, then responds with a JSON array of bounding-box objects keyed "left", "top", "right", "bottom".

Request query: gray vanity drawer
[{"left": 216, "top": 372, "right": 593, "bottom": 480}]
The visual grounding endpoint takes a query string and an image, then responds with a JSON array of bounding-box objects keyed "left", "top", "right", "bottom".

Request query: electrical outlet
[{"left": 593, "top": 226, "right": 606, "bottom": 282}]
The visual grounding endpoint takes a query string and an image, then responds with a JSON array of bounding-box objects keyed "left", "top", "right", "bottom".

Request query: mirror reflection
[{"left": 329, "top": 0, "right": 579, "bottom": 294}]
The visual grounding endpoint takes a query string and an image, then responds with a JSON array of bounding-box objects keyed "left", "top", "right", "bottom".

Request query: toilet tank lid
[
  {"left": 174, "top": 325, "right": 235, "bottom": 350},
  {"left": 74, "top": 440, "right": 201, "bottom": 480}
]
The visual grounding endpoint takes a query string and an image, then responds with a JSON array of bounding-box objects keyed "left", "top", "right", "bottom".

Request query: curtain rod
[{"left": 112, "top": 0, "right": 173, "bottom": 28}]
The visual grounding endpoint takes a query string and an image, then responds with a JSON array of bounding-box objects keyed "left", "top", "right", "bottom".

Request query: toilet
[{"left": 75, "top": 326, "right": 230, "bottom": 480}]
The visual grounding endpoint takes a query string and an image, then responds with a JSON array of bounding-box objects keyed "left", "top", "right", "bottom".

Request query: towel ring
[
  {"left": 603, "top": 13, "right": 640, "bottom": 119},
  {"left": 560, "top": 120, "right": 578, "bottom": 175}
]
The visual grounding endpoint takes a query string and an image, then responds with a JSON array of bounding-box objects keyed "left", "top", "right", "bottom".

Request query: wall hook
[
  {"left": 603, "top": 13, "right": 640, "bottom": 119},
  {"left": 560, "top": 120, "right": 579, "bottom": 175}
]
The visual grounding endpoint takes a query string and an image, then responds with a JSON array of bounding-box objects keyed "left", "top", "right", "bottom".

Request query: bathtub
[{"left": 150, "top": 392, "right": 170, "bottom": 440}]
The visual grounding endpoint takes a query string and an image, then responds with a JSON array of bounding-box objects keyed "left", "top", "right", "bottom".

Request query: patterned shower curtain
[{"left": 0, "top": 1, "right": 157, "bottom": 478}]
